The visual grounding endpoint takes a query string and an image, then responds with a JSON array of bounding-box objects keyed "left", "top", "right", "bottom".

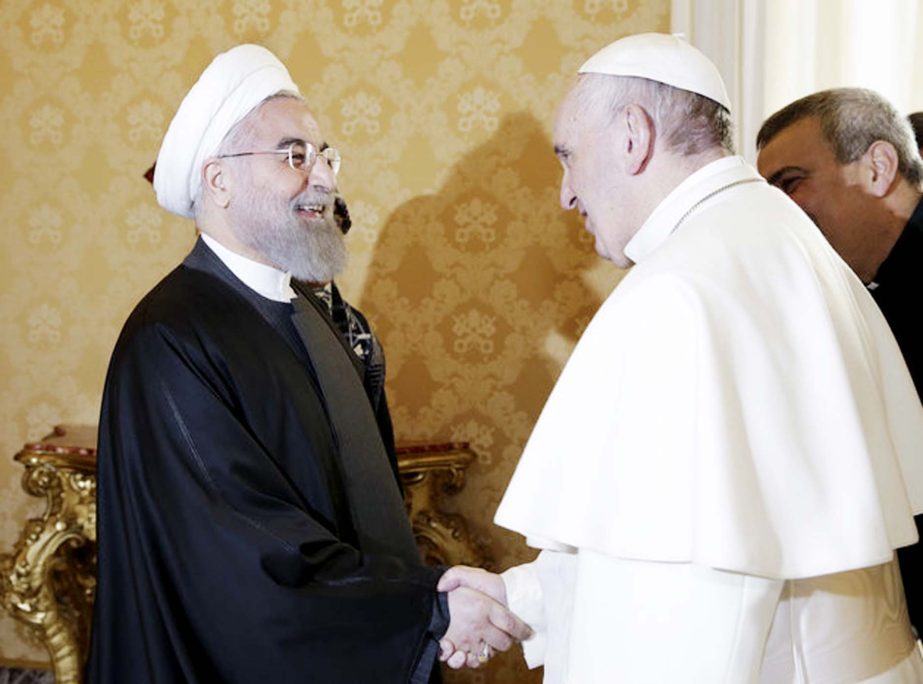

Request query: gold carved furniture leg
[
  {"left": 0, "top": 427, "right": 490, "bottom": 681},
  {"left": 398, "top": 443, "right": 494, "bottom": 570},
  {"left": 0, "top": 427, "right": 97, "bottom": 684}
]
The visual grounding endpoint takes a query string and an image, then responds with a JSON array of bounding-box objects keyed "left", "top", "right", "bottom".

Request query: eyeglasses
[{"left": 218, "top": 141, "right": 341, "bottom": 176}]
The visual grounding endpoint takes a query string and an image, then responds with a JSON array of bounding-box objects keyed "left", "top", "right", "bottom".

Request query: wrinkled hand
[
  {"left": 438, "top": 565, "right": 507, "bottom": 605},
  {"left": 438, "top": 567, "right": 531, "bottom": 670}
]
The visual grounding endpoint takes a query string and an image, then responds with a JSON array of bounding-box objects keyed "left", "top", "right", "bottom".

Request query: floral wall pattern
[{"left": 0, "top": 1, "right": 668, "bottom": 679}]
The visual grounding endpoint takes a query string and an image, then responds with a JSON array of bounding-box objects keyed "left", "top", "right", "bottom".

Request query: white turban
[
  {"left": 579, "top": 33, "right": 731, "bottom": 111},
  {"left": 153, "top": 44, "right": 300, "bottom": 218}
]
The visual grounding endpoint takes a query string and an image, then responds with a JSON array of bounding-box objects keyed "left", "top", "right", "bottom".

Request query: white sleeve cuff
[{"left": 502, "top": 560, "right": 547, "bottom": 668}]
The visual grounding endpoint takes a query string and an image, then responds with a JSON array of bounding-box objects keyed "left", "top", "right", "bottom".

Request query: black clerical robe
[
  {"left": 87, "top": 241, "right": 444, "bottom": 683},
  {"left": 871, "top": 196, "right": 923, "bottom": 631}
]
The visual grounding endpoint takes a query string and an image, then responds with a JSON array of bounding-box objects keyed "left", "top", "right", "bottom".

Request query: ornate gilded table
[{"left": 0, "top": 425, "right": 490, "bottom": 684}]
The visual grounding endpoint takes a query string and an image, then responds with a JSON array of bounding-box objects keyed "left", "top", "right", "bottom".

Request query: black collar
[{"left": 870, "top": 195, "right": 923, "bottom": 287}]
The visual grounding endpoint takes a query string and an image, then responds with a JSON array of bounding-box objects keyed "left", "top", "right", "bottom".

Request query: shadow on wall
[
  {"left": 363, "top": 111, "right": 619, "bottom": 516},
  {"left": 363, "top": 109, "right": 609, "bottom": 444},
  {"left": 361, "top": 110, "right": 621, "bottom": 684}
]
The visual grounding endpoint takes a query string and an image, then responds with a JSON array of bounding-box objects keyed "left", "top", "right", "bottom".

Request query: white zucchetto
[
  {"left": 579, "top": 33, "right": 731, "bottom": 111},
  {"left": 153, "top": 44, "right": 300, "bottom": 218}
]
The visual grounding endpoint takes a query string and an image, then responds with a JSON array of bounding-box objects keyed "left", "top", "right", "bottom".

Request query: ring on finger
[{"left": 477, "top": 642, "right": 491, "bottom": 663}]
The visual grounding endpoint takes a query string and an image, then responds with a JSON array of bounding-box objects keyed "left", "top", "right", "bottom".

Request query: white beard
[{"left": 233, "top": 183, "right": 347, "bottom": 283}]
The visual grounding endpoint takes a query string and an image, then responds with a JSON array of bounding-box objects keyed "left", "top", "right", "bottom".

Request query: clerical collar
[
  {"left": 625, "top": 156, "right": 761, "bottom": 264},
  {"left": 867, "top": 194, "right": 923, "bottom": 290},
  {"left": 200, "top": 233, "right": 295, "bottom": 302}
]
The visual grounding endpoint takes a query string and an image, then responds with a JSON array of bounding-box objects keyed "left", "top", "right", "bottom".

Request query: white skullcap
[
  {"left": 153, "top": 44, "right": 300, "bottom": 218},
  {"left": 579, "top": 33, "right": 731, "bottom": 111}
]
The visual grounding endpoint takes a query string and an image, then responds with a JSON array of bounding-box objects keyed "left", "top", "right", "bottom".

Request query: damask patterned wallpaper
[{"left": 0, "top": 0, "right": 668, "bottom": 678}]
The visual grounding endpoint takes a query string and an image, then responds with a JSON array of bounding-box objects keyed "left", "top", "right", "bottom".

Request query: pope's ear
[
  {"left": 622, "top": 103, "right": 655, "bottom": 175},
  {"left": 201, "top": 158, "right": 231, "bottom": 209}
]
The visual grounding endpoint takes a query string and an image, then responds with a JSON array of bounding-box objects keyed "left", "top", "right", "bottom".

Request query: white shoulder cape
[{"left": 496, "top": 157, "right": 923, "bottom": 579}]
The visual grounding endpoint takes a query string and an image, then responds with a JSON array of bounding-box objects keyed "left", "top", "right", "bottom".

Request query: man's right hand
[
  {"left": 438, "top": 567, "right": 531, "bottom": 669},
  {"left": 438, "top": 565, "right": 507, "bottom": 604}
]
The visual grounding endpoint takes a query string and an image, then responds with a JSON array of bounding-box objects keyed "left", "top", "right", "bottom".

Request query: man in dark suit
[{"left": 757, "top": 87, "right": 923, "bottom": 632}]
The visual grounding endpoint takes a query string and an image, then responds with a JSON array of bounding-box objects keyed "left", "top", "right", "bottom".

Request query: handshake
[{"left": 437, "top": 565, "right": 533, "bottom": 670}]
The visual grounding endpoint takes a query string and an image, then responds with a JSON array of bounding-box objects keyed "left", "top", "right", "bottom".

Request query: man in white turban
[
  {"left": 439, "top": 33, "right": 923, "bottom": 682},
  {"left": 87, "top": 44, "right": 530, "bottom": 684}
]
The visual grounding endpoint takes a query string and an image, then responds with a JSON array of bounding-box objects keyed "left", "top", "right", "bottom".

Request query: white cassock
[{"left": 496, "top": 156, "right": 923, "bottom": 683}]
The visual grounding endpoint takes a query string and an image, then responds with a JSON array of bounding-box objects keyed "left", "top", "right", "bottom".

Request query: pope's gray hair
[
  {"left": 756, "top": 88, "right": 923, "bottom": 186},
  {"left": 570, "top": 73, "right": 735, "bottom": 156}
]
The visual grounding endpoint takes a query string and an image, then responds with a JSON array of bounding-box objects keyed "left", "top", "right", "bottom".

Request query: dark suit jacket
[{"left": 871, "top": 197, "right": 923, "bottom": 630}]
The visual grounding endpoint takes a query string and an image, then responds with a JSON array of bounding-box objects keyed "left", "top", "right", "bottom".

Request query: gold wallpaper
[{"left": 0, "top": 0, "right": 668, "bottom": 678}]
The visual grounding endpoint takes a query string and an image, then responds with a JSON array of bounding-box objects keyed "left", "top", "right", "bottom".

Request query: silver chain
[{"left": 674, "top": 178, "right": 763, "bottom": 231}]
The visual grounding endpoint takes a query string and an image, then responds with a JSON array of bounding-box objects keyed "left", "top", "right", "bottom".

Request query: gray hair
[
  {"left": 193, "top": 91, "right": 304, "bottom": 218},
  {"left": 756, "top": 88, "right": 923, "bottom": 186},
  {"left": 570, "top": 73, "right": 735, "bottom": 156}
]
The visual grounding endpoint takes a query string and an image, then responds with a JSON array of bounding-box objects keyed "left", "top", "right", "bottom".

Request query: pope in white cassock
[{"left": 439, "top": 33, "right": 923, "bottom": 682}]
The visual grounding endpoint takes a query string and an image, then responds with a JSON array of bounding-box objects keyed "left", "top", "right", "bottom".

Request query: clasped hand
[{"left": 438, "top": 565, "right": 532, "bottom": 670}]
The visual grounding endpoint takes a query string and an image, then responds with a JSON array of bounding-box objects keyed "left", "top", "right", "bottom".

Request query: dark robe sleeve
[{"left": 88, "top": 302, "right": 442, "bottom": 684}]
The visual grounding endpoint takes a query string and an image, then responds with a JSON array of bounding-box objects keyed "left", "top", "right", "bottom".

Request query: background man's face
[{"left": 757, "top": 116, "right": 870, "bottom": 263}]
